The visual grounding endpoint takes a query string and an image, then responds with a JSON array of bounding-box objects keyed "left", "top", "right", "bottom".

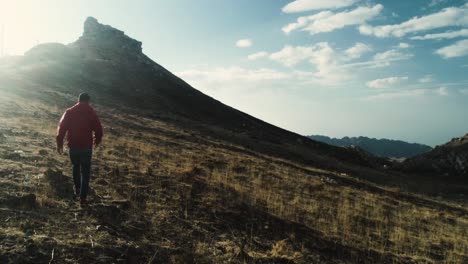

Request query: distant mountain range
[{"left": 308, "top": 135, "right": 432, "bottom": 158}]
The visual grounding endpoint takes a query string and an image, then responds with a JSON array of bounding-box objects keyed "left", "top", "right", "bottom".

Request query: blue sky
[{"left": 1, "top": 0, "right": 467, "bottom": 146}]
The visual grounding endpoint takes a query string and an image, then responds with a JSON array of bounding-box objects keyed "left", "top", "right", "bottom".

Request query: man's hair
[{"left": 78, "top": 93, "right": 91, "bottom": 102}]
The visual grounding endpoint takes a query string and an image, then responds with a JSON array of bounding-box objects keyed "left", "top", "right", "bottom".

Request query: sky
[{"left": 1, "top": 0, "right": 468, "bottom": 146}]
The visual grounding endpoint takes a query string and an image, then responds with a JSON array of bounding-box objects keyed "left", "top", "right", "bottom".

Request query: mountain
[
  {"left": 308, "top": 135, "right": 432, "bottom": 158},
  {"left": 397, "top": 134, "right": 468, "bottom": 179},
  {"left": 0, "top": 17, "right": 467, "bottom": 263},
  {"left": 0, "top": 17, "right": 392, "bottom": 178}
]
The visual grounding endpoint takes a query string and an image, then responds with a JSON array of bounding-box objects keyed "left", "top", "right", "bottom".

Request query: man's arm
[
  {"left": 56, "top": 110, "right": 70, "bottom": 154},
  {"left": 92, "top": 110, "right": 103, "bottom": 147}
]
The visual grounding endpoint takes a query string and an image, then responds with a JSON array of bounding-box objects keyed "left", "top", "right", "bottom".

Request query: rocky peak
[
  {"left": 74, "top": 17, "right": 142, "bottom": 57},
  {"left": 445, "top": 133, "right": 468, "bottom": 147}
]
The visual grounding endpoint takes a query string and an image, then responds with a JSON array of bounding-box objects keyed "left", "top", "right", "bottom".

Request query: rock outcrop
[
  {"left": 397, "top": 134, "right": 468, "bottom": 178},
  {"left": 73, "top": 17, "right": 142, "bottom": 59}
]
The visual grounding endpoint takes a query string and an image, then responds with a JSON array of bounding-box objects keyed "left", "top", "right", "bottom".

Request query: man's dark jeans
[{"left": 69, "top": 148, "right": 92, "bottom": 199}]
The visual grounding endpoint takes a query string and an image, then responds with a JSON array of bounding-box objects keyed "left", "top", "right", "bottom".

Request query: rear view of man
[{"left": 56, "top": 93, "right": 103, "bottom": 206}]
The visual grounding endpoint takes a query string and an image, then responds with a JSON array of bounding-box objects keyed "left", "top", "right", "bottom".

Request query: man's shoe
[
  {"left": 74, "top": 188, "right": 80, "bottom": 200},
  {"left": 80, "top": 198, "right": 88, "bottom": 207},
  {"left": 74, "top": 192, "right": 80, "bottom": 201}
]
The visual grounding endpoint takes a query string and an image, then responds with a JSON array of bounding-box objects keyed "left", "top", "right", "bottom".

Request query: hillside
[
  {"left": 1, "top": 17, "right": 467, "bottom": 263},
  {"left": 0, "top": 18, "right": 394, "bottom": 178},
  {"left": 308, "top": 135, "right": 432, "bottom": 158},
  {"left": 397, "top": 134, "right": 468, "bottom": 179}
]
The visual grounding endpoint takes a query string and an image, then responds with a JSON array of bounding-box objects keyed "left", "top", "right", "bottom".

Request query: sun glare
[{"left": 0, "top": 1, "right": 56, "bottom": 56}]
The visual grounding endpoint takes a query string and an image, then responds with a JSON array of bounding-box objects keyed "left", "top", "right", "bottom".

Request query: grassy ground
[{"left": 0, "top": 91, "right": 467, "bottom": 263}]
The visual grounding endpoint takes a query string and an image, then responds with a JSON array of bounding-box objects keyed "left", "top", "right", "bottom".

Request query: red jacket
[{"left": 56, "top": 102, "right": 103, "bottom": 149}]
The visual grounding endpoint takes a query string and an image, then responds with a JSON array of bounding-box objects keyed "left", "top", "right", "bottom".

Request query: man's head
[{"left": 78, "top": 93, "right": 91, "bottom": 103}]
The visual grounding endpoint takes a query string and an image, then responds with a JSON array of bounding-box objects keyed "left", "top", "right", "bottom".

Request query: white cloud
[
  {"left": 345, "top": 42, "right": 373, "bottom": 59},
  {"left": 242, "top": 43, "right": 413, "bottom": 87},
  {"left": 398, "top": 42, "right": 410, "bottom": 49},
  {"left": 176, "top": 67, "right": 289, "bottom": 86},
  {"left": 269, "top": 45, "right": 315, "bottom": 67},
  {"left": 359, "top": 4, "right": 468, "bottom": 38},
  {"left": 418, "top": 75, "right": 434, "bottom": 83},
  {"left": 248, "top": 51, "right": 268, "bottom": 60},
  {"left": 371, "top": 49, "right": 413, "bottom": 67},
  {"left": 174, "top": 67, "right": 306, "bottom": 102},
  {"left": 435, "top": 86, "right": 448, "bottom": 96},
  {"left": 269, "top": 43, "right": 351, "bottom": 84},
  {"left": 338, "top": 47, "right": 413, "bottom": 70},
  {"left": 287, "top": 42, "right": 409, "bottom": 84},
  {"left": 366, "top": 76, "right": 408, "bottom": 89},
  {"left": 176, "top": 63, "right": 354, "bottom": 92},
  {"left": 236, "top": 39, "right": 252, "bottom": 48},
  {"left": 364, "top": 86, "right": 455, "bottom": 100},
  {"left": 435, "top": 39, "right": 468, "bottom": 58},
  {"left": 270, "top": 44, "right": 412, "bottom": 70},
  {"left": 333, "top": 47, "right": 413, "bottom": 70},
  {"left": 283, "top": 4, "right": 383, "bottom": 35},
  {"left": 411, "top": 29, "right": 468, "bottom": 40},
  {"left": 364, "top": 89, "right": 428, "bottom": 100},
  {"left": 307, "top": 43, "right": 350, "bottom": 83},
  {"left": 429, "top": 0, "right": 447, "bottom": 7},
  {"left": 282, "top": 0, "right": 358, "bottom": 13}
]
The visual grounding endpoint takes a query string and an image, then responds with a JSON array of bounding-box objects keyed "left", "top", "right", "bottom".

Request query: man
[{"left": 56, "top": 93, "right": 103, "bottom": 206}]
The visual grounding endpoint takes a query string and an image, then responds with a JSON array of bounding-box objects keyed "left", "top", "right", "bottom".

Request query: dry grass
[
  {"left": 0, "top": 92, "right": 467, "bottom": 263},
  {"left": 198, "top": 152, "right": 468, "bottom": 263},
  {"left": 103, "top": 112, "right": 467, "bottom": 263}
]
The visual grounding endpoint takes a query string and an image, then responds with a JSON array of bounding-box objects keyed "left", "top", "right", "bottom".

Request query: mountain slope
[
  {"left": 1, "top": 17, "right": 467, "bottom": 263},
  {"left": 397, "top": 134, "right": 468, "bottom": 179},
  {"left": 0, "top": 93, "right": 466, "bottom": 263},
  {"left": 0, "top": 17, "right": 394, "bottom": 181},
  {"left": 308, "top": 135, "right": 432, "bottom": 158}
]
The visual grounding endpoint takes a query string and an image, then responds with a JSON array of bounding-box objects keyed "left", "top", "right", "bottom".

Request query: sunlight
[{"left": 0, "top": 0, "right": 52, "bottom": 56}]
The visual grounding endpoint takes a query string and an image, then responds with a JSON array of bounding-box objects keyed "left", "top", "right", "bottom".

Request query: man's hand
[{"left": 57, "top": 145, "right": 63, "bottom": 154}]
